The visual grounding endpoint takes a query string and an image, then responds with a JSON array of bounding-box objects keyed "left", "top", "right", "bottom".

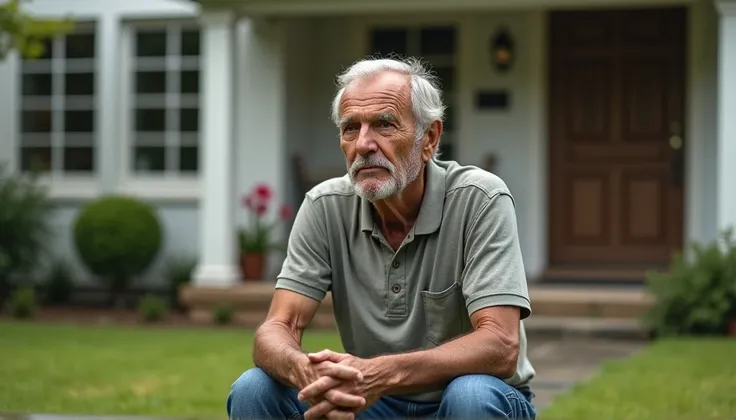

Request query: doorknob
[
  {"left": 669, "top": 135, "right": 683, "bottom": 150},
  {"left": 669, "top": 121, "right": 684, "bottom": 187}
]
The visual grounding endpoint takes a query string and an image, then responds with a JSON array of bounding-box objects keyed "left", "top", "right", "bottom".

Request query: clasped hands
[{"left": 297, "top": 349, "right": 382, "bottom": 420}]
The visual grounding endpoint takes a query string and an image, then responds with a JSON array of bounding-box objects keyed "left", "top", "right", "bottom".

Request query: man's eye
[
  {"left": 343, "top": 124, "right": 358, "bottom": 132},
  {"left": 377, "top": 121, "right": 392, "bottom": 128}
]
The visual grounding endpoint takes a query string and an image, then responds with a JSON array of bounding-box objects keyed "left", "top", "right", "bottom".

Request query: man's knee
[
  {"left": 226, "top": 367, "right": 292, "bottom": 417},
  {"left": 440, "top": 374, "right": 535, "bottom": 419}
]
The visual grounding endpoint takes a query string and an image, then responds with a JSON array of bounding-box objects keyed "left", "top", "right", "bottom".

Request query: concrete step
[
  {"left": 524, "top": 315, "right": 651, "bottom": 340},
  {"left": 528, "top": 284, "right": 654, "bottom": 319}
]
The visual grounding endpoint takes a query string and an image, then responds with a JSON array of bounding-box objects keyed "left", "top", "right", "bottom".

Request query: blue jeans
[{"left": 227, "top": 367, "right": 536, "bottom": 419}]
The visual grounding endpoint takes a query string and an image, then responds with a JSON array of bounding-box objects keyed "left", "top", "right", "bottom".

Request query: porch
[{"left": 184, "top": 0, "right": 736, "bottom": 306}]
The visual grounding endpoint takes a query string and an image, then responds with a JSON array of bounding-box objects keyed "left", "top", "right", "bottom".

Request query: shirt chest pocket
[{"left": 421, "top": 282, "right": 471, "bottom": 346}]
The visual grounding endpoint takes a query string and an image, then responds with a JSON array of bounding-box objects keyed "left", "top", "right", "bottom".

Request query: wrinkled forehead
[{"left": 339, "top": 72, "right": 412, "bottom": 120}]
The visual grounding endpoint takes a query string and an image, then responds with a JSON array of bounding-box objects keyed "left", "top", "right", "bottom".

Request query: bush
[
  {"left": 73, "top": 195, "right": 163, "bottom": 306},
  {"left": 5, "top": 286, "right": 37, "bottom": 319},
  {"left": 0, "top": 163, "right": 54, "bottom": 298},
  {"left": 644, "top": 228, "right": 736, "bottom": 336},
  {"left": 138, "top": 294, "right": 167, "bottom": 322},
  {"left": 41, "top": 259, "right": 74, "bottom": 305},
  {"left": 213, "top": 303, "right": 233, "bottom": 325},
  {"left": 165, "top": 256, "right": 197, "bottom": 310}
]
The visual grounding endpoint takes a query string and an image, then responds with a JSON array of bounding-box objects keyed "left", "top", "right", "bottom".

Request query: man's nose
[{"left": 355, "top": 125, "right": 378, "bottom": 154}]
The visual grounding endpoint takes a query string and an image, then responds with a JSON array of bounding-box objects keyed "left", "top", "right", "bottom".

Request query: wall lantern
[{"left": 490, "top": 27, "right": 514, "bottom": 72}]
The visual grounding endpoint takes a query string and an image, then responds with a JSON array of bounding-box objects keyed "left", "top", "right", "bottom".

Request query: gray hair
[{"left": 330, "top": 57, "right": 446, "bottom": 157}]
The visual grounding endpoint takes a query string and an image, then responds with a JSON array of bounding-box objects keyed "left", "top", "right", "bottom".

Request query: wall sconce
[{"left": 490, "top": 27, "right": 514, "bottom": 73}]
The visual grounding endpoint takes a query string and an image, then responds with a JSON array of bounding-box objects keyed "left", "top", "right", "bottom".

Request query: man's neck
[{"left": 373, "top": 165, "right": 427, "bottom": 237}]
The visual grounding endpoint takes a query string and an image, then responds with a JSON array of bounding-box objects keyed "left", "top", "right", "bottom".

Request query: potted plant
[{"left": 237, "top": 184, "right": 293, "bottom": 280}]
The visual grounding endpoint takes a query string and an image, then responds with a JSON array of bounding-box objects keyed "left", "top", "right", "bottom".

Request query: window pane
[
  {"left": 433, "top": 67, "right": 454, "bottom": 92},
  {"left": 64, "top": 146, "right": 94, "bottom": 171},
  {"left": 20, "top": 146, "right": 52, "bottom": 172},
  {"left": 370, "top": 29, "right": 408, "bottom": 57},
  {"left": 180, "top": 70, "right": 199, "bottom": 93},
  {"left": 136, "top": 31, "right": 167, "bottom": 57},
  {"left": 420, "top": 27, "right": 455, "bottom": 56},
  {"left": 65, "top": 33, "right": 95, "bottom": 59},
  {"left": 136, "top": 71, "right": 167, "bottom": 94},
  {"left": 34, "top": 39, "right": 54, "bottom": 60},
  {"left": 65, "top": 73, "right": 95, "bottom": 95},
  {"left": 181, "top": 30, "right": 200, "bottom": 56},
  {"left": 64, "top": 110, "right": 94, "bottom": 132},
  {"left": 179, "top": 108, "right": 198, "bottom": 132},
  {"left": 21, "top": 110, "right": 52, "bottom": 133},
  {"left": 134, "top": 146, "right": 166, "bottom": 172},
  {"left": 22, "top": 73, "right": 52, "bottom": 96},
  {"left": 135, "top": 109, "right": 166, "bottom": 132},
  {"left": 179, "top": 146, "right": 198, "bottom": 172}
]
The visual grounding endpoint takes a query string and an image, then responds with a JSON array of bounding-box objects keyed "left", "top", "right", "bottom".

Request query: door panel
[{"left": 548, "top": 7, "right": 686, "bottom": 267}]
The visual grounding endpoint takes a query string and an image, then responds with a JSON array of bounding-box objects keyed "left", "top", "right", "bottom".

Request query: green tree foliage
[{"left": 0, "top": 0, "right": 74, "bottom": 61}]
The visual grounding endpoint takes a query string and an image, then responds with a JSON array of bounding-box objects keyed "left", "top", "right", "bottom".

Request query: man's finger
[
  {"left": 319, "top": 361, "right": 363, "bottom": 381},
  {"left": 304, "top": 399, "right": 337, "bottom": 420},
  {"left": 308, "top": 349, "right": 343, "bottom": 363},
  {"left": 325, "top": 409, "right": 356, "bottom": 420},
  {"left": 298, "top": 376, "right": 341, "bottom": 401},
  {"left": 325, "top": 388, "right": 366, "bottom": 408}
]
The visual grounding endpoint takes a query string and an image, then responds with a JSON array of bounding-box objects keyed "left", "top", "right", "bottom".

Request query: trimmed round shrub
[{"left": 73, "top": 196, "right": 163, "bottom": 303}]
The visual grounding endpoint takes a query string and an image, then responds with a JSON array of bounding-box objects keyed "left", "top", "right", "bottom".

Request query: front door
[{"left": 548, "top": 7, "right": 686, "bottom": 268}]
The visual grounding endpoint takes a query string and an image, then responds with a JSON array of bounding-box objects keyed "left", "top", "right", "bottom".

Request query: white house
[{"left": 0, "top": 0, "right": 734, "bottom": 290}]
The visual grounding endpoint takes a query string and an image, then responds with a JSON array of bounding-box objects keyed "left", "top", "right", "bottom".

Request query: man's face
[{"left": 338, "top": 72, "right": 425, "bottom": 201}]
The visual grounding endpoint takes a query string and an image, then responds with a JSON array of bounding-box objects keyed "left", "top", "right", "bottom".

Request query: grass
[
  {"left": 0, "top": 320, "right": 343, "bottom": 419},
  {"left": 2, "top": 321, "right": 735, "bottom": 420},
  {"left": 541, "top": 337, "right": 736, "bottom": 420}
]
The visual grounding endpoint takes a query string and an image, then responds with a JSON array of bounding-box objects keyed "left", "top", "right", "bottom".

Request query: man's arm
[
  {"left": 252, "top": 289, "right": 321, "bottom": 389},
  {"left": 372, "top": 190, "right": 530, "bottom": 395},
  {"left": 371, "top": 306, "right": 520, "bottom": 395}
]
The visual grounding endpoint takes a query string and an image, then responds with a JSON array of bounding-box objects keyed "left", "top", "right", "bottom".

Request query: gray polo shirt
[{"left": 275, "top": 159, "right": 535, "bottom": 402}]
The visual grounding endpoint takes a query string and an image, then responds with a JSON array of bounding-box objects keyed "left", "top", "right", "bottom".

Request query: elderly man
[{"left": 226, "top": 57, "right": 536, "bottom": 420}]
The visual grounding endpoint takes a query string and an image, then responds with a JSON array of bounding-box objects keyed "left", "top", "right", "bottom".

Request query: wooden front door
[{"left": 548, "top": 7, "right": 686, "bottom": 267}]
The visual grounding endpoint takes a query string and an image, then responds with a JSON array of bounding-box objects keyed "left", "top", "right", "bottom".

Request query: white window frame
[
  {"left": 14, "top": 21, "right": 100, "bottom": 199},
  {"left": 117, "top": 18, "right": 201, "bottom": 199}
]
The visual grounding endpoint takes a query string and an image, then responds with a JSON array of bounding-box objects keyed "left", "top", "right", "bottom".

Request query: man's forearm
[
  {"left": 373, "top": 327, "right": 519, "bottom": 396},
  {"left": 252, "top": 319, "right": 309, "bottom": 389}
]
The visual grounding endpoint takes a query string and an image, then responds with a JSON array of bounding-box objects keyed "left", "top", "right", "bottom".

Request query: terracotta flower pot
[{"left": 240, "top": 253, "right": 266, "bottom": 280}]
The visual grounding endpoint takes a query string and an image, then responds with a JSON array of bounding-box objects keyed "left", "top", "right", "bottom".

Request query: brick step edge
[{"left": 523, "top": 316, "right": 652, "bottom": 341}]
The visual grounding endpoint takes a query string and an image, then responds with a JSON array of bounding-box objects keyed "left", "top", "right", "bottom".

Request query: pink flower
[
  {"left": 242, "top": 194, "right": 254, "bottom": 209},
  {"left": 279, "top": 204, "right": 293, "bottom": 221},
  {"left": 255, "top": 184, "right": 272, "bottom": 201},
  {"left": 256, "top": 204, "right": 268, "bottom": 216}
]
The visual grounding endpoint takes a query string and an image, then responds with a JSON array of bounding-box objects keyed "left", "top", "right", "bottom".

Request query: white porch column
[
  {"left": 234, "top": 18, "right": 287, "bottom": 278},
  {"left": 717, "top": 1, "right": 736, "bottom": 234},
  {"left": 192, "top": 9, "right": 239, "bottom": 286}
]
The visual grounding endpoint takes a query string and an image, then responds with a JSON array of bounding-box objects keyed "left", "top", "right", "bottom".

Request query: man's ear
[{"left": 422, "top": 120, "right": 443, "bottom": 162}]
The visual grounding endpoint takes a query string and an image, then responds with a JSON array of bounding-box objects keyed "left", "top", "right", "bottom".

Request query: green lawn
[
  {"left": 2, "top": 321, "right": 735, "bottom": 420},
  {"left": 0, "top": 321, "right": 343, "bottom": 419},
  {"left": 541, "top": 337, "right": 736, "bottom": 420}
]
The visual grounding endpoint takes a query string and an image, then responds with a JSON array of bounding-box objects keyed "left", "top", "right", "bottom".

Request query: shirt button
[
  {"left": 392, "top": 260, "right": 400, "bottom": 268},
  {"left": 391, "top": 284, "right": 401, "bottom": 293}
]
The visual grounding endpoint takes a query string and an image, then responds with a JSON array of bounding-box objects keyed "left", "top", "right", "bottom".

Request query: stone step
[
  {"left": 528, "top": 284, "right": 654, "bottom": 319},
  {"left": 179, "top": 283, "right": 656, "bottom": 334},
  {"left": 524, "top": 315, "right": 650, "bottom": 340}
]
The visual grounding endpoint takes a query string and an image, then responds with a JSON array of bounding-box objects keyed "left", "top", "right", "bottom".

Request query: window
[
  {"left": 369, "top": 26, "right": 457, "bottom": 161},
  {"left": 128, "top": 23, "right": 200, "bottom": 177},
  {"left": 18, "top": 26, "right": 97, "bottom": 174}
]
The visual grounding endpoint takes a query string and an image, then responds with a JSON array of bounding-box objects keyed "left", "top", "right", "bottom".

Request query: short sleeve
[
  {"left": 461, "top": 191, "right": 531, "bottom": 319},
  {"left": 274, "top": 196, "right": 332, "bottom": 302}
]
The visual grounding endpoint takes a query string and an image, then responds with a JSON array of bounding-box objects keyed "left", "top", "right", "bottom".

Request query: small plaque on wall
[{"left": 476, "top": 90, "right": 510, "bottom": 110}]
